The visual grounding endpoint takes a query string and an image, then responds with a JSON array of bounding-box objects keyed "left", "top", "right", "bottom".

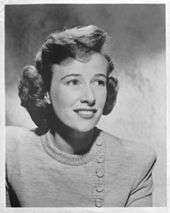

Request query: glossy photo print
[{"left": 5, "top": 4, "right": 166, "bottom": 208}]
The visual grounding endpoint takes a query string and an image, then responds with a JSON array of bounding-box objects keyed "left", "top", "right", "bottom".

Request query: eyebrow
[
  {"left": 94, "top": 74, "right": 107, "bottom": 79},
  {"left": 61, "top": 74, "right": 81, "bottom": 80},
  {"left": 60, "top": 73, "right": 107, "bottom": 80}
]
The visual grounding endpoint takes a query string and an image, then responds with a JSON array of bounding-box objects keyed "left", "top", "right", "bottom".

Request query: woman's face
[{"left": 49, "top": 53, "right": 107, "bottom": 132}]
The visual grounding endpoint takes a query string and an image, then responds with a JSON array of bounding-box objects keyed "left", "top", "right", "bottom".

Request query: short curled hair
[{"left": 18, "top": 25, "right": 118, "bottom": 134}]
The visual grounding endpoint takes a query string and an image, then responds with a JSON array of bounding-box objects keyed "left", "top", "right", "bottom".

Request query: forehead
[{"left": 51, "top": 53, "right": 108, "bottom": 79}]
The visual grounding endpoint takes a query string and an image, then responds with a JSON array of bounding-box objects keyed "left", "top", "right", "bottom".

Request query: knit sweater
[{"left": 6, "top": 126, "right": 157, "bottom": 207}]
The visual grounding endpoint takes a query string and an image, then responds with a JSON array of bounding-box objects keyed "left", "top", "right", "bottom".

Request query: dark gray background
[{"left": 5, "top": 4, "right": 166, "bottom": 206}]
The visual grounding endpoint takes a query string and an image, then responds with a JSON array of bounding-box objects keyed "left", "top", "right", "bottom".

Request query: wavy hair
[{"left": 18, "top": 25, "right": 118, "bottom": 134}]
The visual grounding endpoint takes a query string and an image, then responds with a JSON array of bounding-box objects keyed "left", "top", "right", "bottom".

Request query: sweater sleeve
[
  {"left": 125, "top": 146, "right": 157, "bottom": 207},
  {"left": 6, "top": 177, "right": 21, "bottom": 207},
  {"left": 6, "top": 126, "right": 26, "bottom": 207},
  {"left": 6, "top": 182, "right": 11, "bottom": 207}
]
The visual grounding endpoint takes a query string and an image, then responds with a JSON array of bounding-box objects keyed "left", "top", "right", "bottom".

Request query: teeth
[
  {"left": 78, "top": 111, "right": 93, "bottom": 115},
  {"left": 75, "top": 110, "right": 95, "bottom": 119}
]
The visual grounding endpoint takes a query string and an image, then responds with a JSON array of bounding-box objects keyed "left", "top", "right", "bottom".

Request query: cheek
[
  {"left": 95, "top": 88, "right": 107, "bottom": 106},
  {"left": 50, "top": 86, "right": 81, "bottom": 108}
]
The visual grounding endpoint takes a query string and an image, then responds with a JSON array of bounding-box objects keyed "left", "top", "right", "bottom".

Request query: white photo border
[{"left": 0, "top": 1, "right": 169, "bottom": 212}]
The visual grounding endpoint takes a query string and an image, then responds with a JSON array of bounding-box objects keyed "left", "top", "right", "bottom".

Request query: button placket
[
  {"left": 96, "top": 184, "right": 104, "bottom": 192},
  {"left": 97, "top": 155, "right": 104, "bottom": 163},
  {"left": 94, "top": 136, "right": 105, "bottom": 207},
  {"left": 96, "top": 167, "right": 104, "bottom": 177},
  {"left": 96, "top": 138, "right": 103, "bottom": 146},
  {"left": 95, "top": 198, "right": 104, "bottom": 207}
]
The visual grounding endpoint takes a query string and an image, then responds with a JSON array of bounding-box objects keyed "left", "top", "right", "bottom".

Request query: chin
[
  {"left": 71, "top": 121, "right": 99, "bottom": 133},
  {"left": 77, "top": 117, "right": 101, "bottom": 132},
  {"left": 75, "top": 126, "right": 95, "bottom": 133}
]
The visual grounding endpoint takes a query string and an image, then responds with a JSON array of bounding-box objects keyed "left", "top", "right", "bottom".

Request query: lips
[{"left": 74, "top": 108, "right": 97, "bottom": 119}]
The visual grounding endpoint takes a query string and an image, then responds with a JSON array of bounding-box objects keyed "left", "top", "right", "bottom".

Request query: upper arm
[
  {"left": 6, "top": 177, "right": 21, "bottom": 207},
  {"left": 125, "top": 146, "right": 157, "bottom": 207},
  {"left": 6, "top": 181, "right": 11, "bottom": 207},
  {"left": 6, "top": 126, "right": 26, "bottom": 207}
]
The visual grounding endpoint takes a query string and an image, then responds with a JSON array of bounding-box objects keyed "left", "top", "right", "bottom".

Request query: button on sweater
[{"left": 6, "top": 126, "right": 157, "bottom": 207}]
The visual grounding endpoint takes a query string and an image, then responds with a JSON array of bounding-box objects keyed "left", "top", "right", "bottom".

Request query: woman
[{"left": 6, "top": 25, "right": 157, "bottom": 207}]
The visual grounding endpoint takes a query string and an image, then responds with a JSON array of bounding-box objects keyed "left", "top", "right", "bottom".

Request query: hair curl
[{"left": 18, "top": 25, "right": 118, "bottom": 134}]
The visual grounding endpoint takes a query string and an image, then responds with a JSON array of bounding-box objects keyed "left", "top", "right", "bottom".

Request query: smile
[{"left": 74, "top": 108, "right": 97, "bottom": 119}]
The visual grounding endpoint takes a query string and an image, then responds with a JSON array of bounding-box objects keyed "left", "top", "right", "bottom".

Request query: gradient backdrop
[{"left": 5, "top": 4, "right": 166, "bottom": 206}]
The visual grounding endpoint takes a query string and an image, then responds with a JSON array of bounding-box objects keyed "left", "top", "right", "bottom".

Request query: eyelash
[
  {"left": 96, "top": 80, "right": 106, "bottom": 86},
  {"left": 66, "top": 79, "right": 79, "bottom": 85},
  {"left": 65, "top": 79, "right": 106, "bottom": 86}
]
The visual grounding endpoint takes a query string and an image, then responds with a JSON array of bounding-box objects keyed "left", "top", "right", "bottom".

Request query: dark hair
[{"left": 18, "top": 25, "right": 118, "bottom": 134}]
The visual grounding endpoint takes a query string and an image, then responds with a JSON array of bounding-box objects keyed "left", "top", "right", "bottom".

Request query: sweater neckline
[{"left": 41, "top": 128, "right": 103, "bottom": 166}]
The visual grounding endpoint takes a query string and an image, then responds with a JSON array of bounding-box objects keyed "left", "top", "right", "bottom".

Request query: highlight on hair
[{"left": 18, "top": 25, "right": 118, "bottom": 134}]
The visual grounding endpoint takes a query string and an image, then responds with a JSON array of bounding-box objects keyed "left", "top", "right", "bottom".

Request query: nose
[{"left": 80, "top": 84, "right": 96, "bottom": 106}]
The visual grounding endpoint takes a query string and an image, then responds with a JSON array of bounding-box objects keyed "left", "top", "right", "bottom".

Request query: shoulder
[
  {"left": 6, "top": 125, "right": 36, "bottom": 142},
  {"left": 6, "top": 126, "right": 40, "bottom": 154},
  {"left": 102, "top": 130, "right": 157, "bottom": 173},
  {"left": 6, "top": 126, "right": 44, "bottom": 174},
  {"left": 6, "top": 125, "right": 32, "bottom": 137}
]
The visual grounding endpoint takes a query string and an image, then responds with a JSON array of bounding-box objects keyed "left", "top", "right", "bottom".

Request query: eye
[
  {"left": 66, "top": 79, "right": 80, "bottom": 86},
  {"left": 95, "top": 80, "right": 106, "bottom": 87}
]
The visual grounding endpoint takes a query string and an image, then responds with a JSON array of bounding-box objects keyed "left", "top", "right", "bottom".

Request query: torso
[{"left": 6, "top": 126, "right": 155, "bottom": 207}]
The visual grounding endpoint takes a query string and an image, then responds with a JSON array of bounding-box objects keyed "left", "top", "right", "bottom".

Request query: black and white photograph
[{"left": 4, "top": 2, "right": 166, "bottom": 209}]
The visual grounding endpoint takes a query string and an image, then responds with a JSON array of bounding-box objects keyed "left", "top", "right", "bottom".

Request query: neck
[{"left": 50, "top": 117, "right": 99, "bottom": 155}]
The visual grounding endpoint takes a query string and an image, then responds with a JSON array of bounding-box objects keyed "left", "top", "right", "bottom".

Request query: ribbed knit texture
[
  {"left": 6, "top": 126, "right": 157, "bottom": 207},
  {"left": 41, "top": 130, "right": 103, "bottom": 166}
]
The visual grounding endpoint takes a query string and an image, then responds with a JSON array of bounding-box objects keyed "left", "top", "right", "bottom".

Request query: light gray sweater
[{"left": 6, "top": 126, "right": 157, "bottom": 207}]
